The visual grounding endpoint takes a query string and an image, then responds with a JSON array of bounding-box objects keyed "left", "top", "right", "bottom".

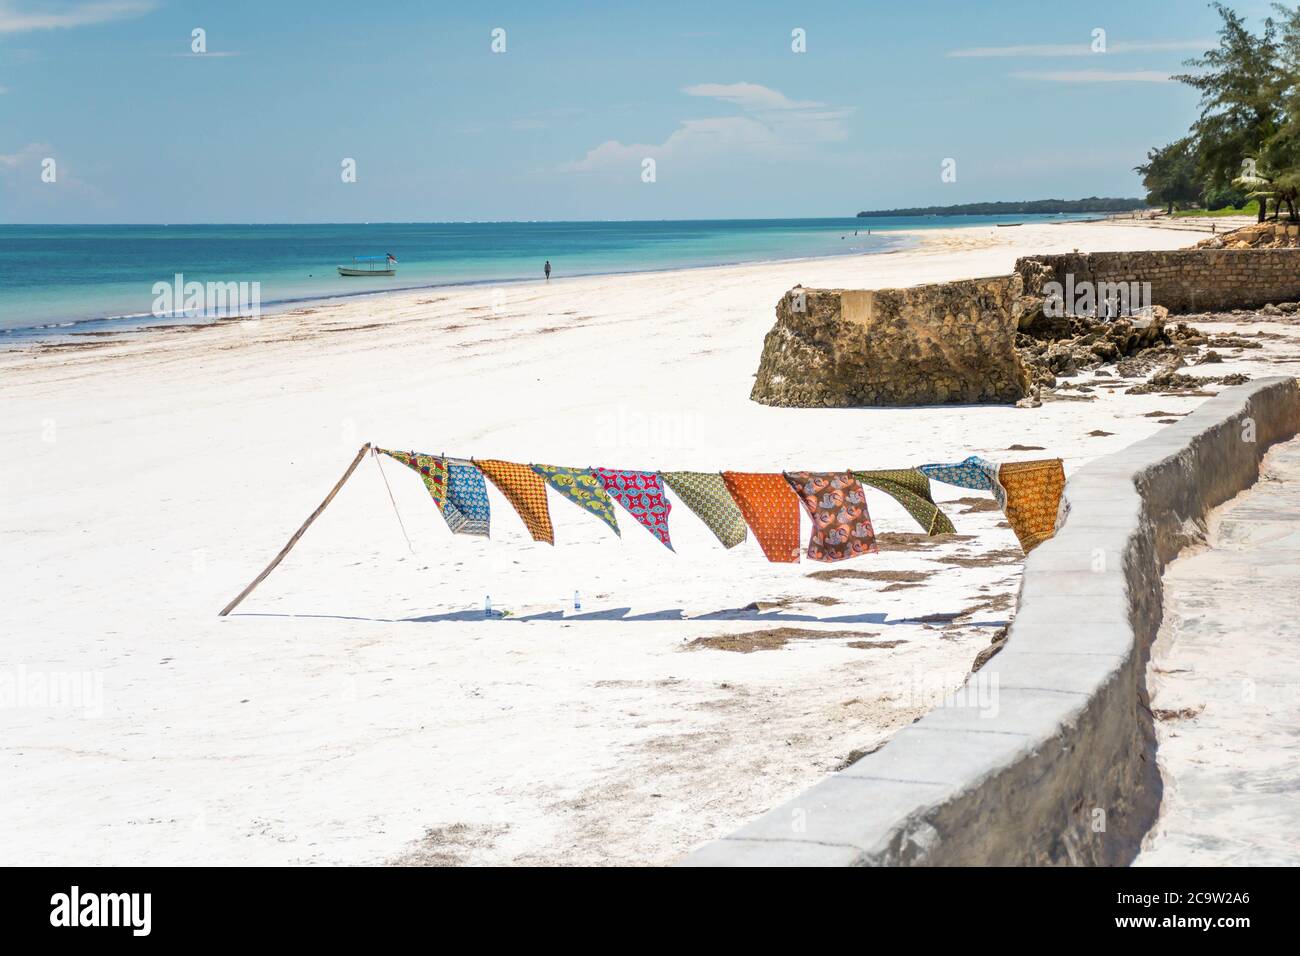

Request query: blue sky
[{"left": 0, "top": 0, "right": 1284, "bottom": 222}]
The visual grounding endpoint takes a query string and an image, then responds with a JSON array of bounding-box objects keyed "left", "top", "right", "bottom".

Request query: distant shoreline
[{"left": 857, "top": 199, "right": 1148, "bottom": 218}]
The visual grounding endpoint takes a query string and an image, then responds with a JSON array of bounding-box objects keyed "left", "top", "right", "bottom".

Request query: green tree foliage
[
  {"left": 1135, "top": 139, "right": 1202, "bottom": 213},
  {"left": 1201, "top": 183, "right": 1251, "bottom": 210},
  {"left": 1169, "top": 3, "right": 1296, "bottom": 220},
  {"left": 1261, "top": 3, "right": 1300, "bottom": 217}
]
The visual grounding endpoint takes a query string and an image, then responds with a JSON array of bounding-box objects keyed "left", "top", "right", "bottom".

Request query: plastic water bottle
[
  {"left": 484, "top": 595, "right": 492, "bottom": 619},
  {"left": 574, "top": 590, "right": 581, "bottom": 611}
]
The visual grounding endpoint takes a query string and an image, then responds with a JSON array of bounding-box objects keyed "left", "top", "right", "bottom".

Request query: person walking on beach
[{"left": 544, "top": 260, "right": 552, "bottom": 282}]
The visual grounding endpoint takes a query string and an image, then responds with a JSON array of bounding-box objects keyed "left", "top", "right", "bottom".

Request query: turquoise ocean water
[{"left": 0, "top": 216, "right": 1088, "bottom": 340}]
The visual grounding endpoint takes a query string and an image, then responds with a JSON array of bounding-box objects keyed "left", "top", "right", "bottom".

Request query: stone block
[{"left": 750, "top": 280, "right": 1031, "bottom": 407}]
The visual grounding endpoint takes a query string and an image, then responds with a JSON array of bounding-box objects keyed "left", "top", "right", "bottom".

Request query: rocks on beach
[
  {"left": 1196, "top": 220, "right": 1300, "bottom": 250},
  {"left": 747, "top": 281, "right": 1245, "bottom": 408},
  {"left": 1015, "top": 308, "right": 1191, "bottom": 388},
  {"left": 750, "top": 280, "right": 1030, "bottom": 407},
  {"left": 750, "top": 278, "right": 1287, "bottom": 407}
]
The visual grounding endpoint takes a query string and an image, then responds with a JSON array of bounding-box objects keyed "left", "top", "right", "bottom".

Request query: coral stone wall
[
  {"left": 751, "top": 248, "right": 1300, "bottom": 410},
  {"left": 749, "top": 278, "right": 1030, "bottom": 407},
  {"left": 1016, "top": 249, "right": 1300, "bottom": 314}
]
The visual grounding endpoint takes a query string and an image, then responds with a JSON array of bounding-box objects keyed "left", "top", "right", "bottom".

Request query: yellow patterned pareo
[
  {"left": 476, "top": 459, "right": 555, "bottom": 545},
  {"left": 998, "top": 458, "right": 1065, "bottom": 553}
]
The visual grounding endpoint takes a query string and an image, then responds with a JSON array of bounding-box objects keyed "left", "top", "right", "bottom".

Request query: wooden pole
[{"left": 219, "top": 442, "right": 372, "bottom": 617}]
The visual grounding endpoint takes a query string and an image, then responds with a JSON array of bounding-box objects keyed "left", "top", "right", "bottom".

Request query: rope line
[{"left": 373, "top": 448, "right": 415, "bottom": 554}]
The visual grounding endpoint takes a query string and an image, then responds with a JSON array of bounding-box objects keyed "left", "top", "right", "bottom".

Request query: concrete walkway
[{"left": 1137, "top": 436, "right": 1300, "bottom": 865}]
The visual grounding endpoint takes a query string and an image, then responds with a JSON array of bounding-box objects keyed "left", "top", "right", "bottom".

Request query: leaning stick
[{"left": 218, "top": 442, "right": 372, "bottom": 616}]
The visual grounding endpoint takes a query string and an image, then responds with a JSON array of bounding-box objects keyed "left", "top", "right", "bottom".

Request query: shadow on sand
[{"left": 232, "top": 606, "right": 1009, "bottom": 627}]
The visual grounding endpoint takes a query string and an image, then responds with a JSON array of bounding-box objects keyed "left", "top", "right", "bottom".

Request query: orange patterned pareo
[
  {"left": 476, "top": 459, "right": 555, "bottom": 545},
  {"left": 721, "top": 472, "right": 802, "bottom": 563},
  {"left": 998, "top": 458, "right": 1066, "bottom": 553}
]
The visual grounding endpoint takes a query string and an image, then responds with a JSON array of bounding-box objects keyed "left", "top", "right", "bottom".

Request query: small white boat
[{"left": 338, "top": 254, "right": 397, "bottom": 277}]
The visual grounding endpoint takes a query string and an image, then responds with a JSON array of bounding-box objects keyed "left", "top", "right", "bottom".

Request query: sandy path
[
  {"left": 1137, "top": 437, "right": 1300, "bottom": 866},
  {"left": 4, "top": 220, "right": 1283, "bottom": 866}
]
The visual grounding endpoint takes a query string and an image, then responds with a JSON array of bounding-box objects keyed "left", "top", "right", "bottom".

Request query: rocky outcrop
[
  {"left": 1015, "top": 310, "right": 1208, "bottom": 388},
  {"left": 752, "top": 247, "right": 1300, "bottom": 409},
  {"left": 1196, "top": 220, "right": 1300, "bottom": 249},
  {"left": 749, "top": 279, "right": 1031, "bottom": 407}
]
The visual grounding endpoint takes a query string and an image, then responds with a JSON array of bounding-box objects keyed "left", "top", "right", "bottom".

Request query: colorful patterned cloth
[
  {"left": 785, "top": 472, "right": 878, "bottom": 561},
  {"left": 475, "top": 459, "right": 554, "bottom": 545},
  {"left": 721, "top": 472, "right": 802, "bottom": 563},
  {"left": 443, "top": 457, "right": 490, "bottom": 537},
  {"left": 918, "top": 455, "right": 1007, "bottom": 509},
  {"left": 377, "top": 448, "right": 448, "bottom": 508},
  {"left": 531, "top": 464, "right": 620, "bottom": 537},
  {"left": 854, "top": 468, "right": 956, "bottom": 536},
  {"left": 998, "top": 458, "right": 1066, "bottom": 553},
  {"left": 595, "top": 468, "right": 673, "bottom": 550},
  {"left": 661, "top": 472, "right": 747, "bottom": 549}
]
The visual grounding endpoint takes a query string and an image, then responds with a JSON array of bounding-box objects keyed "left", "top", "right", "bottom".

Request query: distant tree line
[
  {"left": 855, "top": 198, "right": 1144, "bottom": 217},
  {"left": 1137, "top": 2, "right": 1300, "bottom": 220}
]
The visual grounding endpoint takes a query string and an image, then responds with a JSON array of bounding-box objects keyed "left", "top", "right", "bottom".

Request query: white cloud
[
  {"left": 948, "top": 39, "right": 1210, "bottom": 58},
  {"left": 159, "top": 51, "right": 242, "bottom": 58},
  {"left": 0, "top": 141, "right": 89, "bottom": 188},
  {"left": 1011, "top": 70, "right": 1174, "bottom": 83},
  {"left": 683, "top": 82, "right": 810, "bottom": 112},
  {"left": 563, "top": 117, "right": 775, "bottom": 172},
  {"left": 0, "top": 142, "right": 48, "bottom": 169},
  {"left": 0, "top": 0, "right": 154, "bottom": 34},
  {"left": 0, "top": 142, "right": 105, "bottom": 216},
  {"left": 561, "top": 82, "right": 852, "bottom": 173}
]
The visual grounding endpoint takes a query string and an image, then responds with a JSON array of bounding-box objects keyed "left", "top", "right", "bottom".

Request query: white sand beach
[{"left": 5, "top": 219, "right": 1296, "bottom": 866}]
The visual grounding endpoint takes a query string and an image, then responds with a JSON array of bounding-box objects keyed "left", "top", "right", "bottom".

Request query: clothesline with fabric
[
  {"left": 217, "top": 444, "right": 1065, "bottom": 616},
  {"left": 376, "top": 446, "right": 1063, "bottom": 561}
]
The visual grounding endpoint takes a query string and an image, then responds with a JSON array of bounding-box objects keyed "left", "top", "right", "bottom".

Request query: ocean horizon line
[
  {"left": 3, "top": 216, "right": 871, "bottom": 227},
  {"left": 0, "top": 210, "right": 1104, "bottom": 228}
]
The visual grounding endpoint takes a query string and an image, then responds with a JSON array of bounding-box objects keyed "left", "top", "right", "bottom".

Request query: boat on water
[{"left": 338, "top": 253, "right": 397, "bottom": 277}]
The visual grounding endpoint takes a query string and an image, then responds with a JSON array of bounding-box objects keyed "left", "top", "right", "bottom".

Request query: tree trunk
[{"left": 1258, "top": 199, "right": 1267, "bottom": 223}]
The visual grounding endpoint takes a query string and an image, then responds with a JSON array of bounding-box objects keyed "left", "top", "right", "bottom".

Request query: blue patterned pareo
[
  {"left": 444, "top": 458, "right": 491, "bottom": 536},
  {"left": 917, "top": 456, "right": 1007, "bottom": 509}
]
